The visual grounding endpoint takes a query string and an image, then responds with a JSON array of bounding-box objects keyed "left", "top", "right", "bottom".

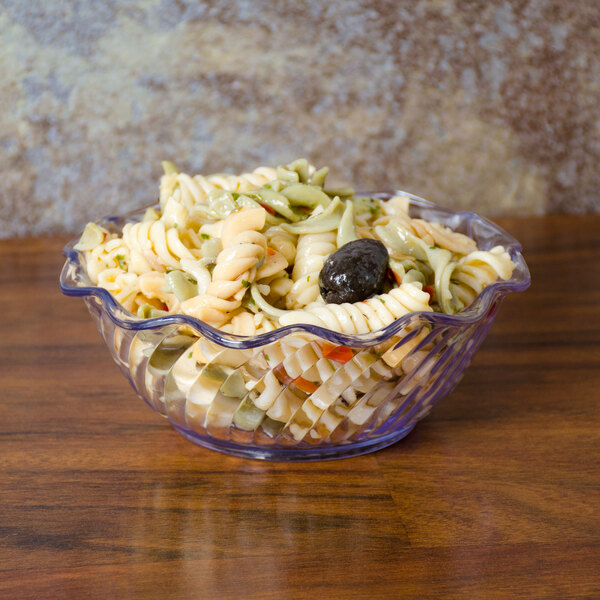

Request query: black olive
[{"left": 319, "top": 238, "right": 389, "bottom": 304}]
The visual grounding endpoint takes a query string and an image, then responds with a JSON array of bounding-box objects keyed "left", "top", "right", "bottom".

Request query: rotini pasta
[
  {"left": 279, "top": 281, "right": 433, "bottom": 334},
  {"left": 450, "top": 246, "right": 514, "bottom": 309},
  {"left": 180, "top": 207, "right": 267, "bottom": 326},
  {"left": 264, "top": 226, "right": 297, "bottom": 264},
  {"left": 96, "top": 267, "right": 140, "bottom": 312},
  {"left": 121, "top": 219, "right": 197, "bottom": 274},
  {"left": 159, "top": 164, "right": 277, "bottom": 211},
  {"left": 286, "top": 231, "right": 337, "bottom": 309}
]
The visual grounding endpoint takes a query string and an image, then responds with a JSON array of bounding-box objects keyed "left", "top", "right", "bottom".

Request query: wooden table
[{"left": 1, "top": 216, "right": 599, "bottom": 599}]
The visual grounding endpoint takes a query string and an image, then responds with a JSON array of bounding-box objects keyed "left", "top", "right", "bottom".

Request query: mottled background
[{"left": 1, "top": 0, "right": 599, "bottom": 237}]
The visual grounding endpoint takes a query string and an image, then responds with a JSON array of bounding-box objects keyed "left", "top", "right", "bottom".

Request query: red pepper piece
[
  {"left": 387, "top": 267, "right": 402, "bottom": 286},
  {"left": 293, "top": 376, "right": 319, "bottom": 394},
  {"left": 321, "top": 343, "right": 354, "bottom": 363},
  {"left": 273, "top": 363, "right": 293, "bottom": 385},
  {"left": 258, "top": 202, "right": 276, "bottom": 216}
]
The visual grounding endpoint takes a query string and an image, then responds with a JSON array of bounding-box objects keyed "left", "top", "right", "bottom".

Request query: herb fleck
[
  {"left": 201, "top": 233, "right": 210, "bottom": 240},
  {"left": 241, "top": 279, "right": 250, "bottom": 288}
]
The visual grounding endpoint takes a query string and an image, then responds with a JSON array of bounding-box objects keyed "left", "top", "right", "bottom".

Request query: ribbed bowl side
[{"left": 105, "top": 313, "right": 494, "bottom": 457}]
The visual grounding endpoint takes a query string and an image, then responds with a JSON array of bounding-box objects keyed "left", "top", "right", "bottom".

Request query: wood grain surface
[{"left": 1, "top": 216, "right": 599, "bottom": 600}]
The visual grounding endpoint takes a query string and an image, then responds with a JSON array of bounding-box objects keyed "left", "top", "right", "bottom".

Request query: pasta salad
[{"left": 71, "top": 159, "right": 519, "bottom": 446}]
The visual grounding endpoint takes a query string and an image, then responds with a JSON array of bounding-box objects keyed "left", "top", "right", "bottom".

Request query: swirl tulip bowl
[{"left": 60, "top": 193, "right": 530, "bottom": 461}]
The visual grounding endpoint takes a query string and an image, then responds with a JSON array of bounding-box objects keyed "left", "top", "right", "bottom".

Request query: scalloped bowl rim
[{"left": 59, "top": 190, "right": 531, "bottom": 349}]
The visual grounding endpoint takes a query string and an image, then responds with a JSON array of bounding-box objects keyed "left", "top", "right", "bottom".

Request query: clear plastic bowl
[{"left": 60, "top": 192, "right": 530, "bottom": 461}]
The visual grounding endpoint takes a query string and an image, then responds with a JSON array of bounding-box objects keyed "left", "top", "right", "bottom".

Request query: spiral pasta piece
[
  {"left": 210, "top": 229, "right": 267, "bottom": 299},
  {"left": 205, "top": 167, "right": 277, "bottom": 193},
  {"left": 85, "top": 235, "right": 131, "bottom": 284},
  {"left": 180, "top": 207, "right": 267, "bottom": 326},
  {"left": 96, "top": 268, "right": 140, "bottom": 312},
  {"left": 121, "top": 219, "right": 196, "bottom": 274},
  {"left": 411, "top": 219, "right": 477, "bottom": 255},
  {"left": 160, "top": 167, "right": 277, "bottom": 211},
  {"left": 279, "top": 281, "right": 433, "bottom": 334},
  {"left": 137, "top": 271, "right": 181, "bottom": 313},
  {"left": 450, "top": 246, "right": 514, "bottom": 308},
  {"left": 286, "top": 231, "right": 337, "bottom": 309},
  {"left": 264, "top": 226, "right": 298, "bottom": 264},
  {"left": 220, "top": 311, "right": 278, "bottom": 336}
]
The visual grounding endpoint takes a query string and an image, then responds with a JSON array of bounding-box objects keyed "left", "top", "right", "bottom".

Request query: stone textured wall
[{"left": 1, "top": 1, "right": 599, "bottom": 237}]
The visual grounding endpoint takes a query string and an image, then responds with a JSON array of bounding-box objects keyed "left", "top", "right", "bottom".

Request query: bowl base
[{"left": 171, "top": 424, "right": 416, "bottom": 461}]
